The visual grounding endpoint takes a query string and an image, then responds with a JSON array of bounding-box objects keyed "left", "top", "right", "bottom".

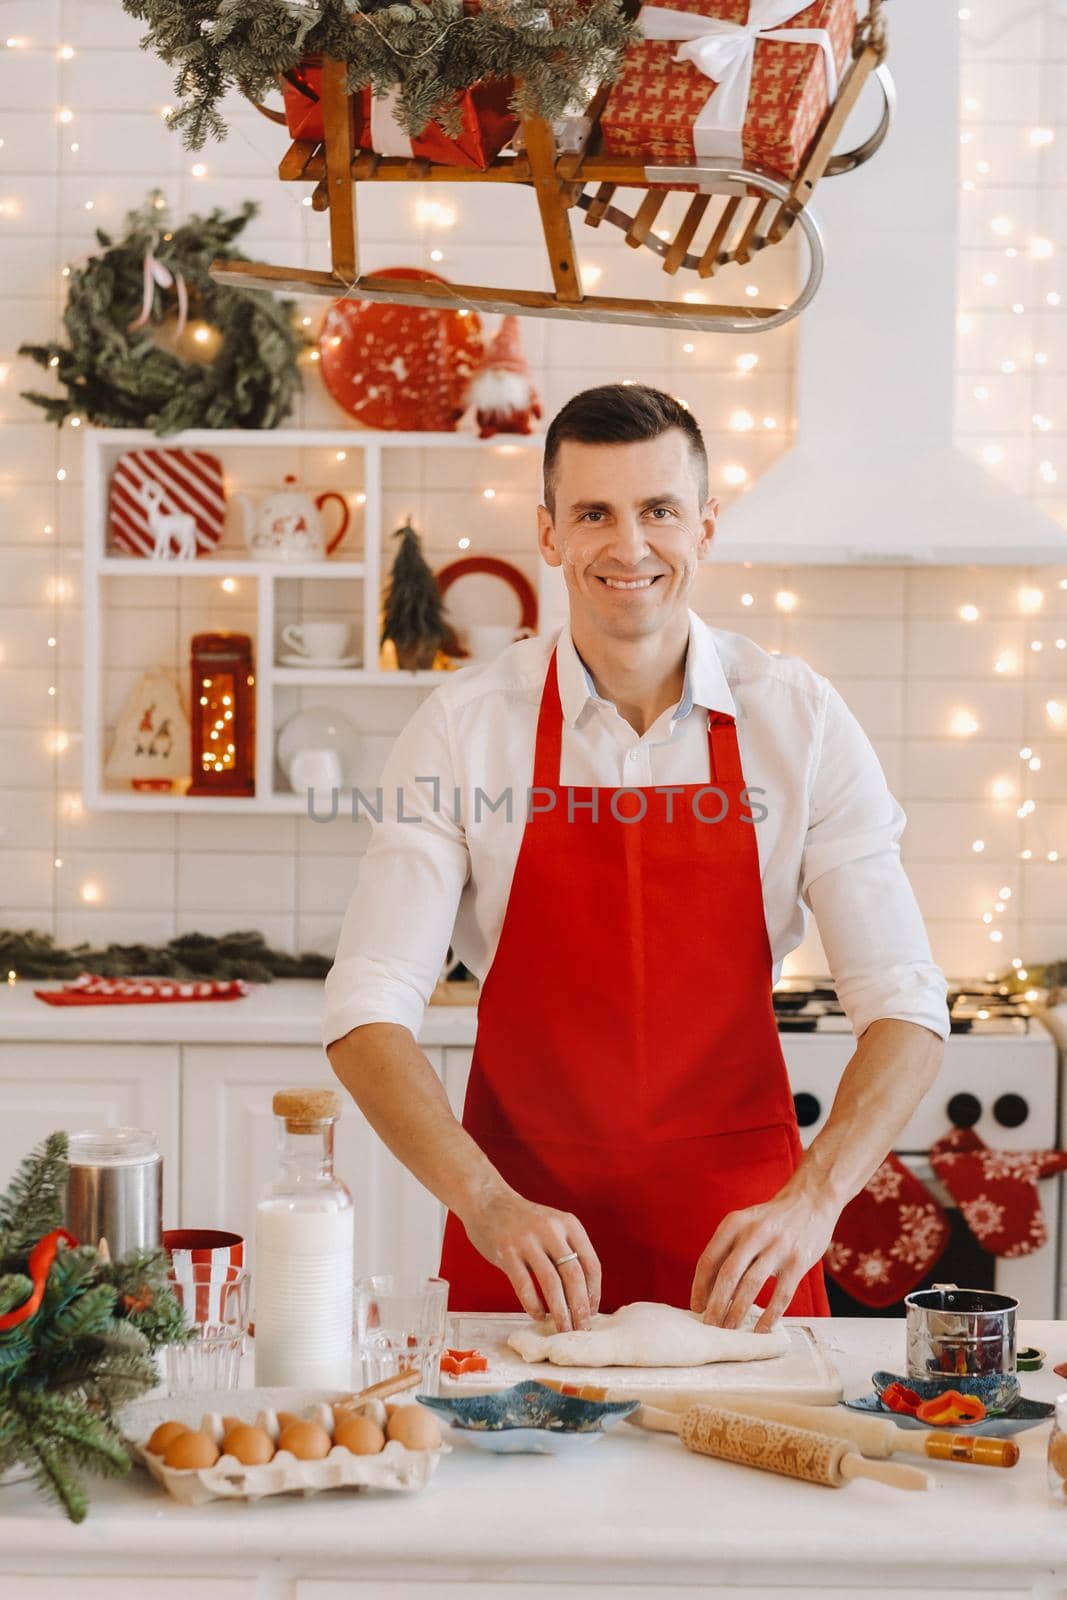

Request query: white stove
[{"left": 777, "top": 979, "right": 1060, "bottom": 1318}]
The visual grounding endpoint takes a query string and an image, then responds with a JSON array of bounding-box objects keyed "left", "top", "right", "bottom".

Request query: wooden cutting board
[{"left": 442, "top": 1314, "right": 842, "bottom": 1407}]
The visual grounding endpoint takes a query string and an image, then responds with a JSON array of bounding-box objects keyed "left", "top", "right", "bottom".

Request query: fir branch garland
[
  {"left": 18, "top": 193, "right": 305, "bottom": 435},
  {"left": 0, "top": 928, "right": 332, "bottom": 984},
  {"left": 122, "top": 0, "right": 639, "bottom": 150}
]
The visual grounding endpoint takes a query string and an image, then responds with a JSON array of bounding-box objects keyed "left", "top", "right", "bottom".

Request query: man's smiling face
[{"left": 537, "top": 428, "right": 718, "bottom": 643}]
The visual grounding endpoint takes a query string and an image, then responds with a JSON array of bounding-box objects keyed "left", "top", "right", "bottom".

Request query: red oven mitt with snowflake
[
  {"left": 824, "top": 1153, "right": 950, "bottom": 1308},
  {"left": 930, "top": 1127, "right": 1067, "bottom": 1257}
]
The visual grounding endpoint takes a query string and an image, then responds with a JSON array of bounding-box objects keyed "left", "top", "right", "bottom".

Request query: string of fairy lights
[{"left": 2, "top": 12, "right": 1061, "bottom": 986}]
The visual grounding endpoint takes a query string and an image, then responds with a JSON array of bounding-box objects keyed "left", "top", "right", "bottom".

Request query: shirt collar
[{"left": 555, "top": 610, "right": 736, "bottom": 728}]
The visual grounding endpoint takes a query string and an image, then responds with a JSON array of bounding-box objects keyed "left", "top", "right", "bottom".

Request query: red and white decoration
[
  {"left": 318, "top": 268, "right": 484, "bottom": 432},
  {"left": 824, "top": 1154, "right": 950, "bottom": 1310},
  {"left": 930, "top": 1127, "right": 1067, "bottom": 1261},
  {"left": 827, "top": 1126, "right": 1067, "bottom": 1307},
  {"left": 465, "top": 315, "right": 543, "bottom": 439},
  {"left": 107, "top": 447, "right": 227, "bottom": 559},
  {"left": 34, "top": 975, "right": 250, "bottom": 1007}
]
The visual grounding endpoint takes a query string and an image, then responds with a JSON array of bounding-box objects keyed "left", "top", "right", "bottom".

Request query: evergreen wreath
[
  {"left": 122, "top": 0, "right": 639, "bottom": 151},
  {"left": 0, "top": 929, "right": 332, "bottom": 984},
  {"left": 18, "top": 193, "right": 305, "bottom": 435},
  {"left": 0, "top": 1133, "right": 190, "bottom": 1522}
]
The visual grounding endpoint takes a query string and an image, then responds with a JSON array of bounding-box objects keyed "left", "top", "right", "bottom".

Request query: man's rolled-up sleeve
[
  {"left": 322, "top": 690, "right": 470, "bottom": 1049},
  {"left": 801, "top": 682, "right": 949, "bottom": 1042}
]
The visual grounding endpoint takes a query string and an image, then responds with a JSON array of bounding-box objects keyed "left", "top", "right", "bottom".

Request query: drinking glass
[
  {"left": 355, "top": 1275, "right": 448, "bottom": 1396},
  {"left": 164, "top": 1262, "right": 250, "bottom": 1393}
]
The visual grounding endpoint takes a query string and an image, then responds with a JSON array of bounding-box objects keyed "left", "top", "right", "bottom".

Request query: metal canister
[
  {"left": 904, "top": 1286, "right": 1018, "bottom": 1379},
  {"left": 65, "top": 1127, "right": 162, "bottom": 1258}
]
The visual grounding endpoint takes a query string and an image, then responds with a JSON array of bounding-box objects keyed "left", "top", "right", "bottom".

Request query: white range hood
[{"left": 712, "top": 2, "right": 1067, "bottom": 567}]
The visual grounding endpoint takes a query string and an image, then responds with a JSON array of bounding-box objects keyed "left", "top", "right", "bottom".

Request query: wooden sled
[{"left": 210, "top": 11, "right": 894, "bottom": 334}]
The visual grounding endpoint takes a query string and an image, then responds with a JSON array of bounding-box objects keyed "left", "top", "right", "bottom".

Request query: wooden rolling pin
[
  {"left": 545, "top": 1381, "right": 1018, "bottom": 1468},
  {"left": 631, "top": 1404, "right": 932, "bottom": 1491}
]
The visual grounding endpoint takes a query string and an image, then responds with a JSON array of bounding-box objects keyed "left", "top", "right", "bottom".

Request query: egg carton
[{"left": 123, "top": 1386, "right": 449, "bottom": 1506}]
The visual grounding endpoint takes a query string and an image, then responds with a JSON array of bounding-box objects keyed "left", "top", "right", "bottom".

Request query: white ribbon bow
[
  {"left": 637, "top": 1, "right": 839, "bottom": 162},
  {"left": 128, "top": 234, "right": 189, "bottom": 337}
]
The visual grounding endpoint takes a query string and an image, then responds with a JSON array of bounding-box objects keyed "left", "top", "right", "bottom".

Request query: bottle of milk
[{"left": 254, "top": 1088, "right": 354, "bottom": 1388}]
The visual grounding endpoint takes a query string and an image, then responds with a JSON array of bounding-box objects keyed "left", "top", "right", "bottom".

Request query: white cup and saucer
[{"left": 279, "top": 622, "right": 360, "bottom": 669}]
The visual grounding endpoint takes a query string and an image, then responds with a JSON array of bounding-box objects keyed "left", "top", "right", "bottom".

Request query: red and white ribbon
[
  {"left": 637, "top": 1, "right": 839, "bottom": 162},
  {"left": 128, "top": 234, "right": 189, "bottom": 337}
]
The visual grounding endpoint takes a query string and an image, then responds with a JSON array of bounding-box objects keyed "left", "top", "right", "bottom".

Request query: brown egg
[
  {"left": 275, "top": 1411, "right": 303, "bottom": 1432},
  {"left": 163, "top": 1430, "right": 220, "bottom": 1470},
  {"left": 334, "top": 1414, "right": 386, "bottom": 1455},
  {"left": 385, "top": 1405, "right": 442, "bottom": 1451},
  {"left": 222, "top": 1425, "right": 275, "bottom": 1466},
  {"left": 1051, "top": 1433, "right": 1067, "bottom": 1478},
  {"left": 146, "top": 1420, "right": 189, "bottom": 1456},
  {"left": 277, "top": 1420, "right": 332, "bottom": 1460}
]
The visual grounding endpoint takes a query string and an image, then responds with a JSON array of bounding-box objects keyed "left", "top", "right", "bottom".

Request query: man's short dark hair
[{"left": 542, "top": 383, "right": 709, "bottom": 515}]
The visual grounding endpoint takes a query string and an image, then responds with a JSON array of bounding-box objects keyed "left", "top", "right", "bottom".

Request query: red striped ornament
[{"left": 107, "top": 447, "right": 227, "bottom": 559}]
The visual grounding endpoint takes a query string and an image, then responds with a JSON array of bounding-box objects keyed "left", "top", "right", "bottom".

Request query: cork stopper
[{"left": 272, "top": 1088, "right": 341, "bottom": 1132}]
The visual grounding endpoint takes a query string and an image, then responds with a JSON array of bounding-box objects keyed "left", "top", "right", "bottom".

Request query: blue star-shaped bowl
[{"left": 416, "top": 1381, "right": 639, "bottom": 1454}]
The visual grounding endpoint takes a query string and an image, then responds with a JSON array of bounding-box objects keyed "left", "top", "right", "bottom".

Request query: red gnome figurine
[{"left": 465, "top": 315, "right": 543, "bottom": 439}]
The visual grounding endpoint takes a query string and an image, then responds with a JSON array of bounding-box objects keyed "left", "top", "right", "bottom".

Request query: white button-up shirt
[{"left": 323, "top": 611, "right": 950, "bottom": 1048}]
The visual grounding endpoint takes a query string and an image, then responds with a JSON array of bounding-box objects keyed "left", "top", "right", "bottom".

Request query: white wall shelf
[{"left": 82, "top": 425, "right": 544, "bottom": 813}]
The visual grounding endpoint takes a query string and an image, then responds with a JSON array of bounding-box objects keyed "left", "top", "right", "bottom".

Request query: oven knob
[
  {"left": 993, "top": 1092, "right": 1029, "bottom": 1129},
  {"left": 793, "top": 1092, "right": 821, "bottom": 1128},
  {"left": 947, "top": 1092, "right": 982, "bottom": 1129}
]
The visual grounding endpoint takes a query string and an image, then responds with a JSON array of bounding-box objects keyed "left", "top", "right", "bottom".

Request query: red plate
[{"left": 318, "top": 267, "right": 484, "bottom": 432}]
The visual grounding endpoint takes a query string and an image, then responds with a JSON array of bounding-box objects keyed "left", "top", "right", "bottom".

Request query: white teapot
[{"left": 235, "top": 474, "right": 350, "bottom": 562}]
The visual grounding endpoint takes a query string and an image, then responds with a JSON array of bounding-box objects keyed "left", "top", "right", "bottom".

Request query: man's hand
[
  {"left": 690, "top": 1186, "right": 837, "bottom": 1333},
  {"left": 462, "top": 1188, "right": 601, "bottom": 1333}
]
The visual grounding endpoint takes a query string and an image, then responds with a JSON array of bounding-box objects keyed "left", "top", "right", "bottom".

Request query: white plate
[{"left": 278, "top": 653, "right": 361, "bottom": 669}]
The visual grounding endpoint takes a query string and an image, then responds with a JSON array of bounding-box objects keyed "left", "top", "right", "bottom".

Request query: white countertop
[
  {"left": 0, "top": 1319, "right": 1065, "bottom": 1592},
  {"left": 0, "top": 979, "right": 478, "bottom": 1047}
]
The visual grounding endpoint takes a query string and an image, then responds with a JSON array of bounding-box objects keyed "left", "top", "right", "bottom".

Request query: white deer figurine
[{"left": 140, "top": 481, "right": 199, "bottom": 560}]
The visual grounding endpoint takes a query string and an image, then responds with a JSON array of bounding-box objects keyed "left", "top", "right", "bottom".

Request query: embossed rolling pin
[
  {"left": 627, "top": 1405, "right": 933, "bottom": 1490},
  {"left": 548, "top": 1383, "right": 1018, "bottom": 1469}
]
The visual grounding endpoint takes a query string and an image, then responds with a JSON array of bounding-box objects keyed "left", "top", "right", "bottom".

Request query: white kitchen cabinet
[
  {"left": 0, "top": 1043, "right": 180, "bottom": 1225},
  {"left": 181, "top": 1044, "right": 448, "bottom": 1280}
]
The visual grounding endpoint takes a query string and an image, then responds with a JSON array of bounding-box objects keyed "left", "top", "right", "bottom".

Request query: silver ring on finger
[{"left": 554, "top": 1250, "right": 579, "bottom": 1268}]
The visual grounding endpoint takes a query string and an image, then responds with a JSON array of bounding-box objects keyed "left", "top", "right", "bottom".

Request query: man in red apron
[{"left": 327, "top": 385, "right": 947, "bottom": 1334}]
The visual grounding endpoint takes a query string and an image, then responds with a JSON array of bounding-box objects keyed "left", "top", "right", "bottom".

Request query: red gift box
[
  {"left": 282, "top": 59, "right": 518, "bottom": 172},
  {"left": 600, "top": 0, "right": 854, "bottom": 180}
]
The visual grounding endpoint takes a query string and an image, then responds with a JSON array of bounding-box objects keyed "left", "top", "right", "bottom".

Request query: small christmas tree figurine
[
  {"left": 0, "top": 1132, "right": 189, "bottom": 1523},
  {"left": 381, "top": 518, "right": 446, "bottom": 670}
]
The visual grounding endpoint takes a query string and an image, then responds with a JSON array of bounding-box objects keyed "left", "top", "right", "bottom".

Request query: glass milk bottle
[{"left": 255, "top": 1089, "right": 354, "bottom": 1388}]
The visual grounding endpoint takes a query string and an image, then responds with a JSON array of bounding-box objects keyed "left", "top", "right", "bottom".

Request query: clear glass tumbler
[
  {"left": 355, "top": 1275, "right": 448, "bottom": 1396},
  {"left": 165, "top": 1262, "right": 250, "bottom": 1393}
]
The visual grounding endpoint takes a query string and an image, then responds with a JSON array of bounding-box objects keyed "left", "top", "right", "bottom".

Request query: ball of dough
[
  {"left": 385, "top": 1405, "right": 441, "bottom": 1451},
  {"left": 146, "top": 1420, "right": 189, "bottom": 1456},
  {"left": 277, "top": 1420, "right": 332, "bottom": 1460},
  {"left": 163, "top": 1430, "right": 220, "bottom": 1470},
  {"left": 334, "top": 1415, "right": 386, "bottom": 1455}
]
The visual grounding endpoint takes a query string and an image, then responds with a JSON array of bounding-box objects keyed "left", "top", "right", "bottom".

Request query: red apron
[{"left": 439, "top": 646, "right": 830, "bottom": 1317}]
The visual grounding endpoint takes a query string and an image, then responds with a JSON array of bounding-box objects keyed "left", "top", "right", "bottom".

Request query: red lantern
[{"left": 188, "top": 633, "right": 256, "bottom": 797}]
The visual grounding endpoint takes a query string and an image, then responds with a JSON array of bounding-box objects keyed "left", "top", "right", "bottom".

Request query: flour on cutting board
[{"left": 445, "top": 1312, "right": 843, "bottom": 1406}]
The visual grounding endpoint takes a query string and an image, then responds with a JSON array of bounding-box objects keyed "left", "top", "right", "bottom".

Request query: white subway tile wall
[{"left": 0, "top": 3, "right": 1065, "bottom": 990}]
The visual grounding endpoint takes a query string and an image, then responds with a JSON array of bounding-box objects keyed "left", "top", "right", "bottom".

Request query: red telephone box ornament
[{"left": 188, "top": 633, "right": 256, "bottom": 797}]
